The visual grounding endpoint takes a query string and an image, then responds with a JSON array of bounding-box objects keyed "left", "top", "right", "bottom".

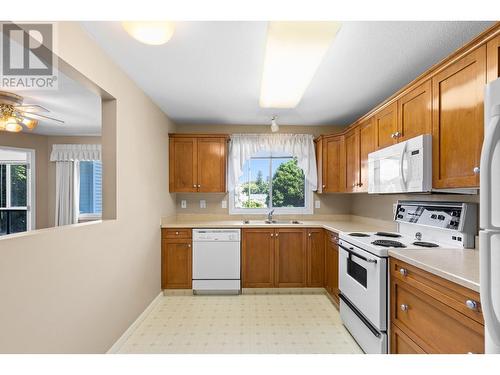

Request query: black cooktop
[
  {"left": 413, "top": 241, "right": 439, "bottom": 248},
  {"left": 348, "top": 233, "right": 370, "bottom": 237},
  {"left": 372, "top": 239, "right": 406, "bottom": 248},
  {"left": 375, "top": 232, "right": 402, "bottom": 238}
]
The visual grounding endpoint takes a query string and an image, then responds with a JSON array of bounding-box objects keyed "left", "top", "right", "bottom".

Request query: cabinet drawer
[
  {"left": 326, "top": 230, "right": 338, "bottom": 243},
  {"left": 162, "top": 228, "right": 192, "bottom": 240},
  {"left": 392, "top": 280, "right": 484, "bottom": 353},
  {"left": 390, "top": 258, "right": 483, "bottom": 324}
]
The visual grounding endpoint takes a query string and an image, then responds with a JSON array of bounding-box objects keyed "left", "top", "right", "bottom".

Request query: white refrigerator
[{"left": 481, "top": 77, "right": 500, "bottom": 353}]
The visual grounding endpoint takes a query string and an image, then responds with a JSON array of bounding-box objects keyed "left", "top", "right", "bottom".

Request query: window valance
[
  {"left": 50, "top": 144, "right": 101, "bottom": 162},
  {"left": 228, "top": 134, "right": 317, "bottom": 191}
]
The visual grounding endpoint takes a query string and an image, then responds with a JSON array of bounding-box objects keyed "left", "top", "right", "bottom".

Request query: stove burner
[
  {"left": 348, "top": 233, "right": 370, "bottom": 237},
  {"left": 375, "top": 232, "right": 402, "bottom": 238},
  {"left": 372, "top": 239, "right": 406, "bottom": 248},
  {"left": 413, "top": 241, "right": 439, "bottom": 248}
]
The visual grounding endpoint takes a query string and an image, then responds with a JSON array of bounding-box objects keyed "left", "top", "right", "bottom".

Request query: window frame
[
  {"left": 0, "top": 146, "right": 35, "bottom": 232},
  {"left": 78, "top": 160, "right": 102, "bottom": 222},
  {"left": 229, "top": 154, "right": 313, "bottom": 215}
]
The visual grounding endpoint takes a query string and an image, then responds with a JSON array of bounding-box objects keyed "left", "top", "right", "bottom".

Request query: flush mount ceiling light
[
  {"left": 270, "top": 115, "right": 279, "bottom": 133},
  {"left": 259, "top": 21, "right": 341, "bottom": 109},
  {"left": 122, "top": 21, "right": 175, "bottom": 45},
  {"left": 0, "top": 91, "right": 64, "bottom": 133}
]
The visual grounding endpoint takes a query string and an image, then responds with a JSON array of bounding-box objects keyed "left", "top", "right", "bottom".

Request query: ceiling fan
[{"left": 0, "top": 91, "right": 65, "bottom": 133}]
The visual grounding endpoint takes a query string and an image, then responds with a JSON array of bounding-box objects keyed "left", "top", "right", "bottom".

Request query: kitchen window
[
  {"left": 79, "top": 160, "right": 102, "bottom": 221},
  {"left": 230, "top": 152, "right": 312, "bottom": 215}
]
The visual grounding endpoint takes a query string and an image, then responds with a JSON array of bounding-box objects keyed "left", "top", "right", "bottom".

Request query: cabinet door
[
  {"left": 432, "top": 46, "right": 486, "bottom": 188},
  {"left": 324, "top": 231, "right": 339, "bottom": 303},
  {"left": 169, "top": 138, "right": 197, "bottom": 192},
  {"left": 397, "top": 80, "right": 432, "bottom": 142},
  {"left": 344, "top": 127, "right": 360, "bottom": 192},
  {"left": 390, "top": 324, "right": 426, "bottom": 354},
  {"left": 242, "top": 229, "right": 275, "bottom": 288},
  {"left": 275, "top": 229, "right": 306, "bottom": 287},
  {"left": 359, "top": 118, "right": 376, "bottom": 192},
  {"left": 487, "top": 34, "right": 500, "bottom": 82},
  {"left": 374, "top": 101, "right": 398, "bottom": 149},
  {"left": 161, "top": 240, "right": 192, "bottom": 289},
  {"left": 322, "top": 136, "right": 344, "bottom": 192},
  {"left": 306, "top": 228, "right": 324, "bottom": 287},
  {"left": 197, "top": 137, "right": 226, "bottom": 192},
  {"left": 315, "top": 138, "right": 324, "bottom": 193}
]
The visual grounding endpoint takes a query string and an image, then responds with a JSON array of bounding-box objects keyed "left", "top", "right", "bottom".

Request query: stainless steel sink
[{"left": 242, "top": 220, "right": 302, "bottom": 225}]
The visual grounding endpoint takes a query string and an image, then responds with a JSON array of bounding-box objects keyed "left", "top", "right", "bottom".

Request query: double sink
[{"left": 242, "top": 219, "right": 302, "bottom": 225}]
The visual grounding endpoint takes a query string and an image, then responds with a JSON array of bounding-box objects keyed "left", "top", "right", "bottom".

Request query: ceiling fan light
[
  {"left": 22, "top": 118, "right": 38, "bottom": 130},
  {"left": 0, "top": 118, "right": 6, "bottom": 131},
  {"left": 122, "top": 21, "right": 175, "bottom": 45},
  {"left": 5, "top": 117, "right": 22, "bottom": 132},
  {"left": 270, "top": 116, "right": 279, "bottom": 133}
]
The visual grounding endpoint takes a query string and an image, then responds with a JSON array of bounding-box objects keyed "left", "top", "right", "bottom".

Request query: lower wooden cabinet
[
  {"left": 324, "top": 230, "right": 339, "bottom": 304},
  {"left": 241, "top": 228, "right": 275, "bottom": 288},
  {"left": 306, "top": 228, "right": 325, "bottom": 287},
  {"left": 275, "top": 229, "right": 307, "bottom": 287},
  {"left": 390, "top": 258, "right": 484, "bottom": 354},
  {"left": 161, "top": 228, "right": 192, "bottom": 289}
]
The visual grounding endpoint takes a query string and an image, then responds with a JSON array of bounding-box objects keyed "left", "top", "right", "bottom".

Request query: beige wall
[{"left": 0, "top": 22, "right": 176, "bottom": 353}]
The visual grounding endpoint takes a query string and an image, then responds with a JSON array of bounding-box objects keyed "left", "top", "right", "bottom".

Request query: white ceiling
[{"left": 82, "top": 21, "right": 494, "bottom": 127}]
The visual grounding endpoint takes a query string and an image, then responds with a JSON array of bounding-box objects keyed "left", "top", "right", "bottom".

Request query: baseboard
[
  {"left": 106, "top": 291, "right": 163, "bottom": 354},
  {"left": 241, "top": 287, "right": 326, "bottom": 295}
]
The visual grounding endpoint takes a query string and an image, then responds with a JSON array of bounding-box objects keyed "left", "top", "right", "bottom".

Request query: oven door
[{"left": 339, "top": 240, "right": 387, "bottom": 331}]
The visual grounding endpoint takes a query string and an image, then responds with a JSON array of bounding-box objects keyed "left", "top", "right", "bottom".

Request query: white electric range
[{"left": 338, "top": 200, "right": 477, "bottom": 354}]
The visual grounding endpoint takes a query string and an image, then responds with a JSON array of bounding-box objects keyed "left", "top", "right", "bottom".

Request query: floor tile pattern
[{"left": 116, "top": 293, "right": 362, "bottom": 354}]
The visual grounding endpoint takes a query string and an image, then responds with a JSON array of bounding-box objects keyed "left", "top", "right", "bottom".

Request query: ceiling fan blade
[
  {"left": 20, "top": 111, "right": 65, "bottom": 124},
  {"left": 14, "top": 104, "right": 49, "bottom": 113}
]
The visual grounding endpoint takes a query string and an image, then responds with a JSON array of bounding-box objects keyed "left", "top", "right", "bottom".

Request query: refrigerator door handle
[
  {"left": 480, "top": 107, "right": 500, "bottom": 230},
  {"left": 480, "top": 230, "right": 500, "bottom": 345}
]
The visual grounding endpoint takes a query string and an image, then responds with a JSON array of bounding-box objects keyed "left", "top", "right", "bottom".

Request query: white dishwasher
[{"left": 192, "top": 229, "right": 241, "bottom": 294}]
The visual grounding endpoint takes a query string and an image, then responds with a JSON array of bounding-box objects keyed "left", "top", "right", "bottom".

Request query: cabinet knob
[
  {"left": 400, "top": 304, "right": 409, "bottom": 312},
  {"left": 399, "top": 268, "right": 408, "bottom": 277},
  {"left": 465, "top": 299, "right": 478, "bottom": 310},
  {"left": 175, "top": 231, "right": 179, "bottom": 235},
  {"left": 391, "top": 133, "right": 396, "bottom": 138},
  {"left": 197, "top": 184, "right": 201, "bottom": 188},
  {"left": 322, "top": 184, "right": 326, "bottom": 188},
  {"left": 276, "top": 233, "right": 279, "bottom": 237},
  {"left": 473, "top": 167, "right": 480, "bottom": 174},
  {"left": 308, "top": 233, "right": 312, "bottom": 237},
  {"left": 271, "top": 233, "right": 274, "bottom": 237},
  {"left": 394, "top": 131, "right": 401, "bottom": 138},
  {"left": 187, "top": 244, "right": 191, "bottom": 248},
  {"left": 193, "top": 184, "right": 196, "bottom": 188}
]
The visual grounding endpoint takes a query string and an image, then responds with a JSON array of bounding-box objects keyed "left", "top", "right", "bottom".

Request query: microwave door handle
[
  {"left": 480, "top": 108, "right": 500, "bottom": 230},
  {"left": 399, "top": 143, "right": 407, "bottom": 186}
]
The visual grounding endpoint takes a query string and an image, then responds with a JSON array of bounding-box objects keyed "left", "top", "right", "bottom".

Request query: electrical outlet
[
  {"left": 221, "top": 200, "right": 227, "bottom": 209},
  {"left": 200, "top": 200, "right": 206, "bottom": 209},
  {"left": 314, "top": 200, "right": 321, "bottom": 209},
  {"left": 181, "top": 200, "right": 187, "bottom": 209}
]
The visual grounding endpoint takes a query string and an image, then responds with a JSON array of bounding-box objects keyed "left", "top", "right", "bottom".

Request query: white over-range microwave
[{"left": 368, "top": 134, "right": 432, "bottom": 194}]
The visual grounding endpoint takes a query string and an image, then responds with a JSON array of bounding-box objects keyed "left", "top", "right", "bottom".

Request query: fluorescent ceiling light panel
[{"left": 259, "top": 22, "right": 341, "bottom": 109}]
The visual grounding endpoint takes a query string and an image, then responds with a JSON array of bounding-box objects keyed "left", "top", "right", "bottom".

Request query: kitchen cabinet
[
  {"left": 275, "top": 229, "right": 307, "bottom": 287},
  {"left": 374, "top": 101, "right": 398, "bottom": 150},
  {"left": 324, "top": 231, "right": 339, "bottom": 304},
  {"left": 306, "top": 228, "right": 324, "bottom": 287},
  {"left": 358, "top": 117, "right": 376, "bottom": 191},
  {"left": 390, "top": 258, "right": 484, "bottom": 354},
  {"left": 487, "top": 34, "right": 500, "bottom": 82},
  {"left": 320, "top": 135, "right": 345, "bottom": 193},
  {"left": 397, "top": 80, "right": 432, "bottom": 142},
  {"left": 242, "top": 228, "right": 275, "bottom": 288},
  {"left": 161, "top": 228, "right": 192, "bottom": 289},
  {"left": 344, "top": 127, "right": 361, "bottom": 192},
  {"left": 169, "top": 134, "right": 228, "bottom": 193},
  {"left": 432, "top": 46, "right": 486, "bottom": 189}
]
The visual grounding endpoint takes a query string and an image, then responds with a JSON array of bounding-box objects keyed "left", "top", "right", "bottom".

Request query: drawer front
[
  {"left": 162, "top": 228, "right": 192, "bottom": 240},
  {"left": 390, "top": 258, "right": 483, "bottom": 324},
  {"left": 390, "top": 323, "right": 426, "bottom": 354},
  {"left": 326, "top": 230, "right": 338, "bottom": 243},
  {"left": 392, "top": 280, "right": 484, "bottom": 353}
]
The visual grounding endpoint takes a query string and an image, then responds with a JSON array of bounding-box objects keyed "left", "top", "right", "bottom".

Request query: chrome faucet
[{"left": 267, "top": 209, "right": 275, "bottom": 222}]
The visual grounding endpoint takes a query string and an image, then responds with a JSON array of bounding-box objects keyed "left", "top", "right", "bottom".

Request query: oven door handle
[{"left": 339, "top": 243, "right": 377, "bottom": 264}]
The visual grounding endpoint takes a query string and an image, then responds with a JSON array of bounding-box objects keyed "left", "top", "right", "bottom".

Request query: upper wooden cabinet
[
  {"left": 487, "top": 34, "right": 500, "bottom": 82},
  {"left": 359, "top": 117, "right": 376, "bottom": 192},
  {"left": 432, "top": 46, "right": 486, "bottom": 188},
  {"left": 344, "top": 127, "right": 361, "bottom": 192},
  {"left": 397, "top": 80, "right": 432, "bottom": 142},
  {"left": 169, "top": 134, "right": 228, "bottom": 193},
  {"left": 317, "top": 135, "right": 344, "bottom": 193},
  {"left": 374, "top": 101, "right": 398, "bottom": 149}
]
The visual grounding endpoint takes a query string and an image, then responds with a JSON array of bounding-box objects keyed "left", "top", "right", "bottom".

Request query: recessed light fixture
[
  {"left": 122, "top": 21, "right": 175, "bottom": 45},
  {"left": 259, "top": 22, "right": 341, "bottom": 109},
  {"left": 270, "top": 115, "right": 279, "bottom": 133}
]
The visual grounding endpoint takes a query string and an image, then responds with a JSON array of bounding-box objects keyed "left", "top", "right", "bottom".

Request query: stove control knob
[
  {"left": 399, "top": 268, "right": 408, "bottom": 277},
  {"left": 465, "top": 300, "right": 478, "bottom": 310}
]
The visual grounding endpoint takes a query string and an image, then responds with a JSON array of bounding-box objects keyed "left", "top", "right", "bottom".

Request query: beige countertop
[{"left": 388, "top": 248, "right": 480, "bottom": 292}]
